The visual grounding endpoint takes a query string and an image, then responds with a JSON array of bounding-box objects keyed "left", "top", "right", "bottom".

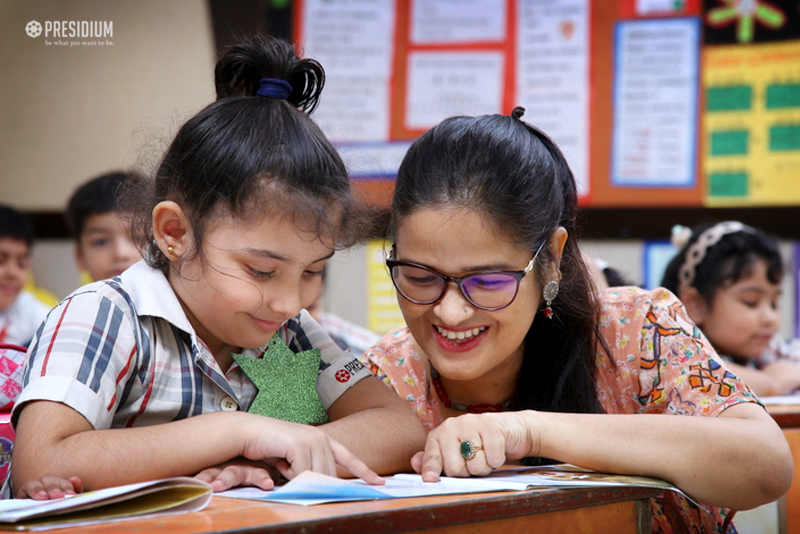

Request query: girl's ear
[
  {"left": 547, "top": 226, "right": 568, "bottom": 280},
  {"left": 679, "top": 287, "right": 709, "bottom": 326},
  {"left": 152, "top": 201, "right": 192, "bottom": 260}
]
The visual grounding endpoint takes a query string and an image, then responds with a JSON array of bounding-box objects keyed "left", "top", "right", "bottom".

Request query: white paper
[
  {"left": 301, "top": 0, "right": 395, "bottom": 142},
  {"left": 405, "top": 51, "right": 504, "bottom": 130},
  {"left": 219, "top": 465, "right": 682, "bottom": 506},
  {"left": 611, "top": 18, "right": 700, "bottom": 186},
  {"left": 760, "top": 394, "right": 800, "bottom": 405},
  {"left": 516, "top": 0, "right": 590, "bottom": 196},
  {"left": 411, "top": 0, "right": 506, "bottom": 44}
]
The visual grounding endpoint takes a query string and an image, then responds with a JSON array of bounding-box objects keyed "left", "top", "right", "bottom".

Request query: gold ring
[{"left": 460, "top": 440, "right": 483, "bottom": 460}]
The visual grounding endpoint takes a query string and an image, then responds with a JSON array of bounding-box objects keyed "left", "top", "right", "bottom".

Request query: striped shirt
[{"left": 12, "top": 260, "right": 370, "bottom": 431}]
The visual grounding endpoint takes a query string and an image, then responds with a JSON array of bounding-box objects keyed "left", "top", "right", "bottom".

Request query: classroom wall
[{"left": 0, "top": 0, "right": 217, "bottom": 209}]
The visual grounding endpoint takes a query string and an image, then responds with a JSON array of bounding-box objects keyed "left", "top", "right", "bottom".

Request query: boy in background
[
  {"left": 65, "top": 171, "right": 142, "bottom": 282},
  {"left": 0, "top": 206, "right": 51, "bottom": 349}
]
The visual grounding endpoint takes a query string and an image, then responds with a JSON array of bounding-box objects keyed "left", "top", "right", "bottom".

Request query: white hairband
[{"left": 674, "top": 221, "right": 755, "bottom": 295}]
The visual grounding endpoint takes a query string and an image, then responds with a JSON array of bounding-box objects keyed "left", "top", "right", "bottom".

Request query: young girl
[
  {"left": 662, "top": 222, "right": 800, "bottom": 396},
  {"left": 8, "top": 35, "right": 425, "bottom": 499},
  {"left": 360, "top": 109, "right": 792, "bottom": 533}
]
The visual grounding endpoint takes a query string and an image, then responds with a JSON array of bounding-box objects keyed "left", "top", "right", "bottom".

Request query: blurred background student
[
  {"left": 662, "top": 222, "right": 800, "bottom": 396},
  {"left": 65, "top": 170, "right": 143, "bottom": 284},
  {"left": 0, "top": 206, "right": 50, "bottom": 348}
]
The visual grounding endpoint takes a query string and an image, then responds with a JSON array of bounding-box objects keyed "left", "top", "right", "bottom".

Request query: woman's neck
[{"left": 431, "top": 346, "right": 523, "bottom": 412}]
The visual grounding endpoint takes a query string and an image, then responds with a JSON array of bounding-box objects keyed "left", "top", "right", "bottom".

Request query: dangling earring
[{"left": 542, "top": 280, "right": 559, "bottom": 319}]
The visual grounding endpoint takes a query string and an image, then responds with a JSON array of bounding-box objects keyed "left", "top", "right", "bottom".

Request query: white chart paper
[
  {"left": 516, "top": 0, "right": 590, "bottom": 196},
  {"left": 611, "top": 18, "right": 700, "bottom": 187},
  {"left": 411, "top": 0, "right": 506, "bottom": 44}
]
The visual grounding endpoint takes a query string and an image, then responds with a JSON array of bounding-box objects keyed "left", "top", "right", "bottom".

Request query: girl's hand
[
  {"left": 241, "top": 416, "right": 384, "bottom": 485},
  {"left": 411, "top": 412, "right": 537, "bottom": 482},
  {"left": 16, "top": 475, "right": 84, "bottom": 500},
  {"left": 764, "top": 360, "right": 800, "bottom": 394},
  {"left": 194, "top": 458, "right": 283, "bottom": 492}
]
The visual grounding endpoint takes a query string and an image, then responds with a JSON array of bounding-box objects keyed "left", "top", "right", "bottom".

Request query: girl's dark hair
[
  {"left": 661, "top": 223, "right": 783, "bottom": 303},
  {"left": 128, "top": 35, "right": 371, "bottom": 271},
  {"left": 0, "top": 205, "right": 35, "bottom": 248},
  {"left": 391, "top": 109, "right": 605, "bottom": 420}
]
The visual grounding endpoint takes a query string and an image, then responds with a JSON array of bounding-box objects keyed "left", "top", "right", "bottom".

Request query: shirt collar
[{"left": 118, "top": 260, "right": 196, "bottom": 337}]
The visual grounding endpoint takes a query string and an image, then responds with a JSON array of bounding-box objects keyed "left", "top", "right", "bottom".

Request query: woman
[{"left": 361, "top": 108, "right": 792, "bottom": 533}]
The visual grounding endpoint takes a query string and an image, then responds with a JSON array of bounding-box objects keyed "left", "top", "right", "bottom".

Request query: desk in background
[{"left": 50, "top": 485, "right": 660, "bottom": 534}]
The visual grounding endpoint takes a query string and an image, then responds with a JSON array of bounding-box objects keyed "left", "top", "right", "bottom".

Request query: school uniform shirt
[
  {"left": 360, "top": 287, "right": 759, "bottom": 534},
  {"left": 0, "top": 291, "right": 51, "bottom": 347},
  {"left": 4, "top": 260, "right": 370, "bottom": 495}
]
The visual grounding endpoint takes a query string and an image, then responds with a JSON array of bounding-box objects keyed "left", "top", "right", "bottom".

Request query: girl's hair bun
[
  {"left": 214, "top": 34, "right": 325, "bottom": 113},
  {"left": 511, "top": 106, "right": 526, "bottom": 119}
]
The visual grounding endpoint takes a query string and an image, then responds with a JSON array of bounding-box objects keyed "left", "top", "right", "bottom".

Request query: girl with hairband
[
  {"left": 662, "top": 222, "right": 800, "bottom": 396},
  {"left": 360, "top": 109, "right": 792, "bottom": 533},
  {"left": 7, "top": 35, "right": 425, "bottom": 500}
]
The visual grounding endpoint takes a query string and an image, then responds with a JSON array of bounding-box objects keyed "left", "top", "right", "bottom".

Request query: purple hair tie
[{"left": 257, "top": 78, "right": 292, "bottom": 99}]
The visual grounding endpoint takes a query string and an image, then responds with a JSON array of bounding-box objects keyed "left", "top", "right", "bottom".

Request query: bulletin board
[{"left": 294, "top": 0, "right": 800, "bottom": 209}]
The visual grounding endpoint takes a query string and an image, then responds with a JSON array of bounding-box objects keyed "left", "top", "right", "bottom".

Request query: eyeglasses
[{"left": 386, "top": 241, "right": 546, "bottom": 311}]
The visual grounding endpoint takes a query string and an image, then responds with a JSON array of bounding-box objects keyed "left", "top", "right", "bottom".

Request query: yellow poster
[
  {"left": 366, "top": 240, "right": 406, "bottom": 335},
  {"left": 703, "top": 41, "right": 800, "bottom": 206}
]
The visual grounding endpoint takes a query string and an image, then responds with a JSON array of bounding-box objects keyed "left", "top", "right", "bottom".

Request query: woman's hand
[
  {"left": 411, "top": 412, "right": 537, "bottom": 481},
  {"left": 194, "top": 458, "right": 283, "bottom": 492},
  {"left": 241, "top": 416, "right": 384, "bottom": 485},
  {"left": 16, "top": 475, "right": 84, "bottom": 500}
]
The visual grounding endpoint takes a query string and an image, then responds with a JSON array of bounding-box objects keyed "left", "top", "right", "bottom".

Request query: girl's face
[
  {"left": 393, "top": 207, "right": 541, "bottom": 385},
  {"left": 170, "top": 212, "right": 332, "bottom": 357},
  {"left": 698, "top": 259, "right": 781, "bottom": 361}
]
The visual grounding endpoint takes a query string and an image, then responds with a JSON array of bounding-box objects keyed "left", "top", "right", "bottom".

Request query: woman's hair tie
[
  {"left": 257, "top": 78, "right": 293, "bottom": 99},
  {"left": 676, "top": 221, "right": 755, "bottom": 295}
]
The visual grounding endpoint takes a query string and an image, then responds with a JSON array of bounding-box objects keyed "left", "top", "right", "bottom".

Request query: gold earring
[{"left": 167, "top": 246, "right": 174, "bottom": 255}]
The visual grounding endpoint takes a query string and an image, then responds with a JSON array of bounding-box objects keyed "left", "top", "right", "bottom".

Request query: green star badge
[{"left": 233, "top": 335, "right": 328, "bottom": 425}]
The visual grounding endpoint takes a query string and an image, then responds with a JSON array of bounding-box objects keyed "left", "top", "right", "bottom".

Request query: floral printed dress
[{"left": 360, "top": 287, "right": 760, "bottom": 534}]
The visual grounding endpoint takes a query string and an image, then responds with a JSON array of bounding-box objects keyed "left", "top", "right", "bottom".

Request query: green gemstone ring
[{"left": 460, "top": 440, "right": 483, "bottom": 461}]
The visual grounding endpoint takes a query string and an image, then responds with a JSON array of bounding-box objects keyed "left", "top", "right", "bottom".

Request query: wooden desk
[
  {"left": 768, "top": 404, "right": 800, "bottom": 534},
  {"left": 53, "top": 486, "right": 661, "bottom": 534}
]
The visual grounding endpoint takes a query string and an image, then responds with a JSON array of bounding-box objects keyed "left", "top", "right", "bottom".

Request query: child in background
[
  {"left": 0, "top": 206, "right": 50, "bottom": 349},
  {"left": 662, "top": 222, "right": 800, "bottom": 396},
  {"left": 65, "top": 171, "right": 143, "bottom": 283},
  {"left": 8, "top": 35, "right": 425, "bottom": 500}
]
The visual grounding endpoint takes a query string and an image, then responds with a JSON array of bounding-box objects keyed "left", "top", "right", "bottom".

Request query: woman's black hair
[
  {"left": 391, "top": 108, "right": 606, "bottom": 424},
  {"left": 661, "top": 223, "right": 783, "bottom": 303},
  {"left": 127, "top": 35, "right": 371, "bottom": 271}
]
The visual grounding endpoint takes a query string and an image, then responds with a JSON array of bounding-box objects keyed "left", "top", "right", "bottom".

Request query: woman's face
[{"left": 393, "top": 207, "right": 542, "bottom": 384}]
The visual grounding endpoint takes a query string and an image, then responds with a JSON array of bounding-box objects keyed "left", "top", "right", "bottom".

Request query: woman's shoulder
[{"left": 598, "top": 286, "right": 693, "bottom": 329}]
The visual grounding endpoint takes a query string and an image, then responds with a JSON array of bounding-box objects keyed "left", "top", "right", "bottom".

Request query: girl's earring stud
[{"left": 543, "top": 280, "right": 559, "bottom": 319}]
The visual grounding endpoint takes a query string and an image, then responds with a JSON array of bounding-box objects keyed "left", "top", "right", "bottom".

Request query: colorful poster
[
  {"left": 703, "top": 41, "right": 800, "bottom": 205},
  {"left": 516, "top": 0, "right": 590, "bottom": 197},
  {"left": 643, "top": 241, "right": 678, "bottom": 290},
  {"left": 366, "top": 241, "right": 405, "bottom": 335},
  {"left": 704, "top": 0, "right": 800, "bottom": 44},
  {"left": 298, "top": 0, "right": 395, "bottom": 142},
  {"left": 611, "top": 18, "right": 701, "bottom": 188}
]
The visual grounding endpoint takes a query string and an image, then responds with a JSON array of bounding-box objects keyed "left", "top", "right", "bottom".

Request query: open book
[
  {"left": 0, "top": 477, "right": 211, "bottom": 531},
  {"left": 220, "top": 464, "right": 688, "bottom": 506}
]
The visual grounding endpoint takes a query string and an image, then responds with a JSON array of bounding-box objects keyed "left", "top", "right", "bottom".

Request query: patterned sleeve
[
  {"left": 283, "top": 310, "right": 371, "bottom": 409},
  {"left": 632, "top": 288, "right": 760, "bottom": 417},
  {"left": 12, "top": 287, "right": 140, "bottom": 430}
]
